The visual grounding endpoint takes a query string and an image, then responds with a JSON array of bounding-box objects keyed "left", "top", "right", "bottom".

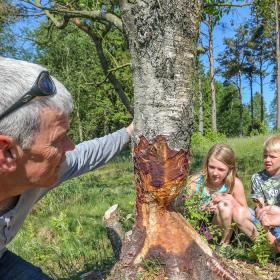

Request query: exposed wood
[{"left": 103, "top": 204, "right": 125, "bottom": 260}]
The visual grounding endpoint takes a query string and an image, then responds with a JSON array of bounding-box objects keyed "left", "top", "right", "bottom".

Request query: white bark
[{"left": 120, "top": 0, "right": 201, "bottom": 150}]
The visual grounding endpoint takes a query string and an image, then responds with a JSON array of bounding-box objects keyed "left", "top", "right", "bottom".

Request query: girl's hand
[
  {"left": 203, "top": 201, "right": 217, "bottom": 212},
  {"left": 212, "top": 193, "right": 234, "bottom": 204}
]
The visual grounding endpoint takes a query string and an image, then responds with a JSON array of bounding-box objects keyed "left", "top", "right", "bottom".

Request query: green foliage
[
  {"left": 253, "top": 0, "right": 275, "bottom": 20},
  {"left": 191, "top": 130, "right": 226, "bottom": 147},
  {"left": 0, "top": 1, "right": 23, "bottom": 58},
  {"left": 183, "top": 191, "right": 222, "bottom": 246},
  {"left": 203, "top": 0, "right": 231, "bottom": 21},
  {"left": 217, "top": 83, "right": 249, "bottom": 136},
  {"left": 32, "top": 21, "right": 132, "bottom": 143},
  {"left": 193, "top": 68, "right": 253, "bottom": 137},
  {"left": 248, "top": 225, "right": 274, "bottom": 266},
  {"left": 183, "top": 188, "right": 274, "bottom": 265}
]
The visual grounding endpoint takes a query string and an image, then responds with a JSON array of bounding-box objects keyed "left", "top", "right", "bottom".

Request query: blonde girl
[{"left": 188, "top": 144, "right": 256, "bottom": 244}]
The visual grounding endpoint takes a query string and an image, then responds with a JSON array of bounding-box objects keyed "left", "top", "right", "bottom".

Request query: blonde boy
[{"left": 251, "top": 135, "right": 280, "bottom": 252}]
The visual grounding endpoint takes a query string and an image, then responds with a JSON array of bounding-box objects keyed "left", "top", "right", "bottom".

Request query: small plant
[
  {"left": 141, "top": 257, "right": 164, "bottom": 279},
  {"left": 247, "top": 225, "right": 274, "bottom": 267},
  {"left": 183, "top": 191, "right": 222, "bottom": 247}
]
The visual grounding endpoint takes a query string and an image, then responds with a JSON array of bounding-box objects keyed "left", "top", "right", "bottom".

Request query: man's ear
[{"left": 0, "top": 135, "right": 17, "bottom": 172}]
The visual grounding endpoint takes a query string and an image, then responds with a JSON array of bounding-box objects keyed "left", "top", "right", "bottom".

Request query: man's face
[
  {"left": 263, "top": 149, "right": 280, "bottom": 176},
  {"left": 19, "top": 108, "right": 75, "bottom": 188}
]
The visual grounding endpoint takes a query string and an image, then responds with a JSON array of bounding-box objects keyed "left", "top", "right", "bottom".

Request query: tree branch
[
  {"left": 44, "top": 10, "right": 69, "bottom": 29},
  {"left": 22, "top": 0, "right": 123, "bottom": 31},
  {"left": 203, "top": 2, "right": 252, "bottom": 8},
  {"left": 71, "top": 18, "right": 134, "bottom": 116},
  {"left": 96, "top": 63, "right": 131, "bottom": 87}
]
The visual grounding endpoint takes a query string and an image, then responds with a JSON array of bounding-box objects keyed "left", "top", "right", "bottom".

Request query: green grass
[{"left": 8, "top": 135, "right": 272, "bottom": 279}]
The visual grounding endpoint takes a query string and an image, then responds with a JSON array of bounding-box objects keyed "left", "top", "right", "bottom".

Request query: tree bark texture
[
  {"left": 238, "top": 73, "right": 243, "bottom": 136},
  {"left": 208, "top": 15, "right": 217, "bottom": 132},
  {"left": 198, "top": 66, "right": 204, "bottom": 134},
  {"left": 108, "top": 1, "right": 239, "bottom": 279},
  {"left": 120, "top": 0, "right": 198, "bottom": 149}
]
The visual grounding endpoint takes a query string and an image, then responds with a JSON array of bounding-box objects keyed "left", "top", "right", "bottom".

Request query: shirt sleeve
[
  {"left": 251, "top": 172, "right": 265, "bottom": 200},
  {"left": 57, "top": 127, "right": 130, "bottom": 183}
]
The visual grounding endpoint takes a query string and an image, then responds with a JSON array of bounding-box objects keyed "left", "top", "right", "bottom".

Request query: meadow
[{"left": 8, "top": 134, "right": 269, "bottom": 279}]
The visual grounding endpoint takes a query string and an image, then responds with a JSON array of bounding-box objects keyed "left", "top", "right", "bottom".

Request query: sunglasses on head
[{"left": 0, "top": 71, "right": 57, "bottom": 122}]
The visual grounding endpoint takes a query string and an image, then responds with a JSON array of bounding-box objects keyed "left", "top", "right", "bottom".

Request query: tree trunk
[
  {"left": 260, "top": 71, "right": 264, "bottom": 123},
  {"left": 249, "top": 75, "right": 254, "bottom": 129},
  {"left": 275, "top": 0, "right": 280, "bottom": 128},
  {"left": 198, "top": 65, "right": 204, "bottom": 134},
  {"left": 258, "top": 49, "right": 264, "bottom": 123},
  {"left": 238, "top": 73, "right": 243, "bottom": 136},
  {"left": 208, "top": 15, "right": 217, "bottom": 132},
  {"left": 108, "top": 1, "right": 237, "bottom": 279}
]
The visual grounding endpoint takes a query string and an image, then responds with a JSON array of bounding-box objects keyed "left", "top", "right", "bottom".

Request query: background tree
[
  {"left": 201, "top": 2, "right": 233, "bottom": 133},
  {"left": 243, "top": 48, "right": 257, "bottom": 131},
  {"left": 253, "top": 0, "right": 280, "bottom": 128},
  {"left": 218, "top": 24, "right": 249, "bottom": 136},
  {"left": 0, "top": 0, "right": 20, "bottom": 57}
]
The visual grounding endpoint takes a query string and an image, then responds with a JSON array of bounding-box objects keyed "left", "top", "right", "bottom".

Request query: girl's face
[{"left": 207, "top": 156, "right": 229, "bottom": 187}]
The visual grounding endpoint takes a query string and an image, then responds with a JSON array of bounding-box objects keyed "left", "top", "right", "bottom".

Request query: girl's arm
[
  {"left": 232, "top": 177, "right": 248, "bottom": 207},
  {"left": 186, "top": 175, "right": 199, "bottom": 197}
]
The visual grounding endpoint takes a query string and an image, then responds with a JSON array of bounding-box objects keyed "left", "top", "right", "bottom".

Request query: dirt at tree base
[
  {"left": 81, "top": 257, "right": 280, "bottom": 280},
  {"left": 223, "top": 258, "right": 280, "bottom": 280}
]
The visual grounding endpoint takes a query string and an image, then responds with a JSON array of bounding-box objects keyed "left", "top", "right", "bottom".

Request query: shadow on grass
[{"left": 56, "top": 259, "right": 116, "bottom": 280}]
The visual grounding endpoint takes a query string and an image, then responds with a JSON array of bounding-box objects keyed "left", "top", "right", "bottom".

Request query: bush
[{"left": 191, "top": 130, "right": 227, "bottom": 147}]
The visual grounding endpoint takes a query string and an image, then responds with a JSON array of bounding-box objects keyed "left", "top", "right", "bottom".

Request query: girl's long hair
[{"left": 202, "top": 144, "right": 237, "bottom": 193}]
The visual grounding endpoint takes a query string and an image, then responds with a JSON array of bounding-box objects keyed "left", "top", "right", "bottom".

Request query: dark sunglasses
[{"left": 0, "top": 71, "right": 57, "bottom": 121}]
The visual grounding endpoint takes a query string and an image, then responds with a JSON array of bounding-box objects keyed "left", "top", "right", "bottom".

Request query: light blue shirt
[
  {"left": 0, "top": 128, "right": 129, "bottom": 258},
  {"left": 195, "top": 175, "right": 229, "bottom": 204}
]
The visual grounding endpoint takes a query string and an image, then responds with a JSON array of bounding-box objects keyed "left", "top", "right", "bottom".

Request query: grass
[{"left": 8, "top": 135, "right": 273, "bottom": 279}]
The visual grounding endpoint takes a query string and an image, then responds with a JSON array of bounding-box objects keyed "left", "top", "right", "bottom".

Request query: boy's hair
[
  {"left": 202, "top": 144, "right": 237, "bottom": 193},
  {"left": 264, "top": 135, "right": 280, "bottom": 153}
]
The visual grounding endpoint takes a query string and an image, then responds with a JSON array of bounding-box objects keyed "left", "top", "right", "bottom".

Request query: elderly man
[{"left": 0, "top": 57, "right": 133, "bottom": 279}]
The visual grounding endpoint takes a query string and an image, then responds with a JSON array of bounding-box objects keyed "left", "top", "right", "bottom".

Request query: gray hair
[{"left": 0, "top": 57, "right": 73, "bottom": 148}]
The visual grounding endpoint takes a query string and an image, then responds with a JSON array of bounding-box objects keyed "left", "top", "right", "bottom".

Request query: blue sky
[{"left": 200, "top": 6, "right": 275, "bottom": 111}]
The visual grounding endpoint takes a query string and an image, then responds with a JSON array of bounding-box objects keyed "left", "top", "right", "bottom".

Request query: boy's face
[{"left": 263, "top": 149, "right": 280, "bottom": 176}]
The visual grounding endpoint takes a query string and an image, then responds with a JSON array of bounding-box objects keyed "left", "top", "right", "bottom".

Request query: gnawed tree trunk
[{"left": 107, "top": 1, "right": 238, "bottom": 279}]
